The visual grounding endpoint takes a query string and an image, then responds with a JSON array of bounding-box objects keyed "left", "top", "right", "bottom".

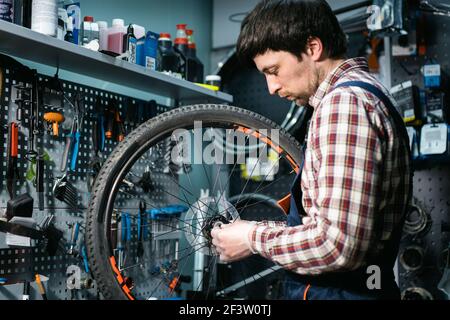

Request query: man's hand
[{"left": 211, "top": 220, "right": 256, "bottom": 262}]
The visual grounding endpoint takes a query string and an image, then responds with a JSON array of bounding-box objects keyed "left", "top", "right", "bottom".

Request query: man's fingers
[{"left": 210, "top": 227, "right": 220, "bottom": 239}]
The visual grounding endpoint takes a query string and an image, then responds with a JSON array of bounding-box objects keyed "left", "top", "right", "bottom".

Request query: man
[{"left": 211, "top": 0, "right": 411, "bottom": 300}]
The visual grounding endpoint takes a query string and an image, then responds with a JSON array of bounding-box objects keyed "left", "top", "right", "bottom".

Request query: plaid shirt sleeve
[{"left": 249, "top": 90, "right": 384, "bottom": 275}]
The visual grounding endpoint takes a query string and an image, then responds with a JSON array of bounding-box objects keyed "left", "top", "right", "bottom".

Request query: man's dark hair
[{"left": 237, "top": 0, "right": 347, "bottom": 64}]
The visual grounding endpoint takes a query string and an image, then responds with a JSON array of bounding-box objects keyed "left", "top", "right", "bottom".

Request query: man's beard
[{"left": 295, "top": 68, "right": 321, "bottom": 106}]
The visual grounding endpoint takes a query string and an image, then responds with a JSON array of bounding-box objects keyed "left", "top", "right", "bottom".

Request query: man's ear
[{"left": 306, "top": 37, "right": 324, "bottom": 61}]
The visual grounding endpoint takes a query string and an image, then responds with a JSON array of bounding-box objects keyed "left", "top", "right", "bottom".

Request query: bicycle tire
[{"left": 86, "top": 104, "right": 303, "bottom": 300}]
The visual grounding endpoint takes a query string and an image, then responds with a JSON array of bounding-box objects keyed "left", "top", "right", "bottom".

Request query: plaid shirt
[{"left": 250, "top": 57, "right": 411, "bottom": 275}]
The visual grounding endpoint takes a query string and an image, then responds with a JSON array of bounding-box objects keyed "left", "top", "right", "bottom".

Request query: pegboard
[
  {"left": 390, "top": 8, "right": 450, "bottom": 300},
  {"left": 398, "top": 165, "right": 450, "bottom": 300},
  {"left": 0, "top": 61, "right": 182, "bottom": 300}
]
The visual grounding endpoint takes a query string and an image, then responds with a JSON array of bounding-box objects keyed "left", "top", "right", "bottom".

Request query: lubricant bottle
[
  {"left": 186, "top": 29, "right": 204, "bottom": 83},
  {"left": 122, "top": 24, "right": 136, "bottom": 62},
  {"left": 174, "top": 23, "right": 188, "bottom": 79},
  {"left": 157, "top": 33, "right": 181, "bottom": 75}
]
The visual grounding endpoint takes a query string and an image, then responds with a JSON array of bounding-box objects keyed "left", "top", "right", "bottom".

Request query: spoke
[
  {"left": 215, "top": 155, "right": 288, "bottom": 219},
  {"left": 192, "top": 251, "right": 217, "bottom": 300},
  {"left": 165, "top": 160, "right": 216, "bottom": 221},
  {"left": 212, "top": 134, "right": 250, "bottom": 214},
  {"left": 229, "top": 153, "right": 282, "bottom": 221}
]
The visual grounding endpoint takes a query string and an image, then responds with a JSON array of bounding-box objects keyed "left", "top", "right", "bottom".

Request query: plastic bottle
[
  {"left": 157, "top": 33, "right": 180, "bottom": 74},
  {"left": 91, "top": 22, "right": 98, "bottom": 42},
  {"left": 174, "top": 24, "right": 188, "bottom": 79},
  {"left": 131, "top": 24, "right": 145, "bottom": 40},
  {"left": 0, "top": 0, "right": 14, "bottom": 22},
  {"left": 97, "top": 20, "right": 108, "bottom": 51},
  {"left": 81, "top": 15, "right": 93, "bottom": 45},
  {"left": 31, "top": 0, "right": 58, "bottom": 37},
  {"left": 186, "top": 29, "right": 204, "bottom": 83},
  {"left": 64, "top": 1, "right": 80, "bottom": 44},
  {"left": 107, "top": 18, "right": 126, "bottom": 55},
  {"left": 174, "top": 23, "right": 188, "bottom": 56},
  {"left": 63, "top": 10, "right": 73, "bottom": 42},
  {"left": 122, "top": 24, "right": 136, "bottom": 62}
]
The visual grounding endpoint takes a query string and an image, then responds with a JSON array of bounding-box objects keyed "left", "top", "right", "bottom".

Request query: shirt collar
[{"left": 308, "top": 57, "right": 370, "bottom": 109}]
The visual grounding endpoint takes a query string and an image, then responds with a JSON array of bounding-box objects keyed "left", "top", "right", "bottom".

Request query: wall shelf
[{"left": 0, "top": 20, "right": 233, "bottom": 104}]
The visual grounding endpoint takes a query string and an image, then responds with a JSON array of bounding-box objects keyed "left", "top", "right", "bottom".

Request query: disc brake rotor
[{"left": 183, "top": 196, "right": 239, "bottom": 255}]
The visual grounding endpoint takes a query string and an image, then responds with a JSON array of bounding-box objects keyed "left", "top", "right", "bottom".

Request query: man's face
[{"left": 254, "top": 50, "right": 320, "bottom": 106}]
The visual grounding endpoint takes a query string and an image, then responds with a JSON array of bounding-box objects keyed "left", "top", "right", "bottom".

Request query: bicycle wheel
[{"left": 86, "top": 104, "right": 304, "bottom": 300}]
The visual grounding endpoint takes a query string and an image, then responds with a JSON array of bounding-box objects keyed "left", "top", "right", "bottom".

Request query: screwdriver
[
  {"left": 35, "top": 274, "right": 47, "bottom": 300},
  {"left": 6, "top": 122, "right": 19, "bottom": 199},
  {"left": 36, "top": 154, "right": 45, "bottom": 211},
  {"left": 68, "top": 222, "right": 80, "bottom": 255}
]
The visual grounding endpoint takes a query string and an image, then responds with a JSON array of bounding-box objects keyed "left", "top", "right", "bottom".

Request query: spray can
[
  {"left": 31, "top": 0, "right": 58, "bottom": 37},
  {"left": 0, "top": 0, "right": 14, "bottom": 22}
]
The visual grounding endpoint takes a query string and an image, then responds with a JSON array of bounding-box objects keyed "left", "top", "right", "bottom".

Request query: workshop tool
[
  {"left": 147, "top": 205, "right": 189, "bottom": 220},
  {"left": 137, "top": 165, "right": 155, "bottom": 193},
  {"left": 14, "top": 85, "right": 29, "bottom": 122},
  {"left": 35, "top": 274, "right": 48, "bottom": 300},
  {"left": 105, "top": 98, "right": 125, "bottom": 141},
  {"left": 6, "top": 193, "right": 33, "bottom": 221},
  {"left": 111, "top": 210, "right": 119, "bottom": 254},
  {"left": 43, "top": 112, "right": 65, "bottom": 136},
  {"left": 70, "top": 96, "right": 84, "bottom": 171},
  {"left": 137, "top": 201, "right": 146, "bottom": 260},
  {"left": 60, "top": 115, "right": 76, "bottom": 172},
  {"left": 35, "top": 154, "right": 45, "bottom": 211},
  {"left": 22, "top": 281, "right": 30, "bottom": 300},
  {"left": 115, "top": 107, "right": 126, "bottom": 142},
  {"left": 6, "top": 122, "right": 19, "bottom": 199},
  {"left": 52, "top": 173, "right": 78, "bottom": 210},
  {"left": 87, "top": 97, "right": 104, "bottom": 192},
  {"left": 60, "top": 93, "right": 84, "bottom": 172},
  {"left": 117, "top": 212, "right": 131, "bottom": 270},
  {"left": 104, "top": 101, "right": 115, "bottom": 140},
  {"left": 68, "top": 222, "right": 80, "bottom": 255},
  {"left": 26, "top": 70, "right": 42, "bottom": 162},
  {"left": 80, "top": 245, "right": 90, "bottom": 274}
]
